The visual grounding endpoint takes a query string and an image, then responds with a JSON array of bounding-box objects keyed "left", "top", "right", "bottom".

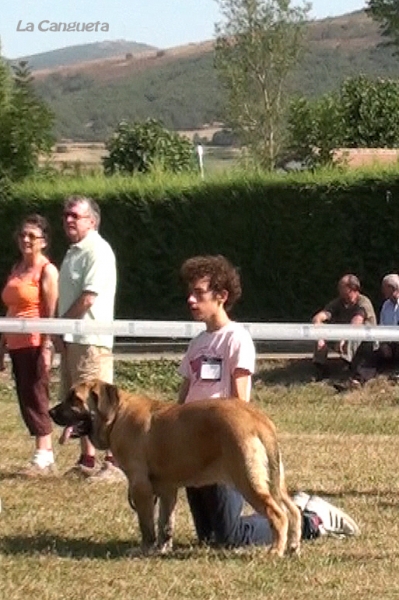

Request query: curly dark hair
[{"left": 180, "top": 255, "right": 242, "bottom": 312}]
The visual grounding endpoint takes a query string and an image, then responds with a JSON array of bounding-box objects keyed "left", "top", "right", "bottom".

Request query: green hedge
[{"left": 2, "top": 169, "right": 399, "bottom": 322}]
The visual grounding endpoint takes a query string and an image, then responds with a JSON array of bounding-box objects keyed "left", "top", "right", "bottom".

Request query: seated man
[
  {"left": 312, "top": 274, "right": 376, "bottom": 380},
  {"left": 378, "top": 273, "right": 399, "bottom": 367},
  {"left": 345, "top": 273, "right": 399, "bottom": 387}
]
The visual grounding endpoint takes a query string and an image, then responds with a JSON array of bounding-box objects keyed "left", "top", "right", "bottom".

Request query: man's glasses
[
  {"left": 63, "top": 211, "right": 90, "bottom": 220},
  {"left": 18, "top": 232, "right": 44, "bottom": 242}
]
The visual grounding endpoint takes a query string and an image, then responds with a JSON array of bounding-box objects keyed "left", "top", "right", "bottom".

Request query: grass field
[{"left": 2, "top": 358, "right": 399, "bottom": 599}]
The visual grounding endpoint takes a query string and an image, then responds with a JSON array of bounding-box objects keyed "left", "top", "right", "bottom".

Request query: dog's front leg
[
  {"left": 157, "top": 489, "right": 177, "bottom": 554},
  {"left": 128, "top": 479, "right": 157, "bottom": 555}
]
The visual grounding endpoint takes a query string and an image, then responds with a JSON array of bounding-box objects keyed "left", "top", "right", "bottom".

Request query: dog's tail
[{"left": 266, "top": 440, "right": 284, "bottom": 503}]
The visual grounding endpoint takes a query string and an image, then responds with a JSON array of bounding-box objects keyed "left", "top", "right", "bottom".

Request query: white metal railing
[{"left": 0, "top": 318, "right": 398, "bottom": 342}]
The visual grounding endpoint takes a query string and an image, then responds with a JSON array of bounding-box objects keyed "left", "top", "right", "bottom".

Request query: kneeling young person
[{"left": 178, "top": 254, "right": 359, "bottom": 546}]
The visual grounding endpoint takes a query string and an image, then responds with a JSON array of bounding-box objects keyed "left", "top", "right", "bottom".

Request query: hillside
[
  {"left": 10, "top": 40, "right": 156, "bottom": 70},
  {"left": 26, "top": 10, "right": 399, "bottom": 141}
]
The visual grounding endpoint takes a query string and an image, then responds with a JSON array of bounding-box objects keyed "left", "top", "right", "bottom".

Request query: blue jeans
[
  {"left": 186, "top": 484, "right": 320, "bottom": 547},
  {"left": 186, "top": 484, "right": 274, "bottom": 547}
]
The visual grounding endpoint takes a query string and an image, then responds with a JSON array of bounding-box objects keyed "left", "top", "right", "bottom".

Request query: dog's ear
[{"left": 89, "top": 381, "right": 119, "bottom": 425}]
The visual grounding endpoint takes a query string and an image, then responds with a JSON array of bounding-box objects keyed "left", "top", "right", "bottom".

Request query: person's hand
[
  {"left": 339, "top": 340, "right": 347, "bottom": 355},
  {"left": 317, "top": 339, "right": 326, "bottom": 351}
]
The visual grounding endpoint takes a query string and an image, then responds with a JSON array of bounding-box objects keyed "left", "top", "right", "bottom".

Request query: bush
[
  {"left": 103, "top": 119, "right": 195, "bottom": 175},
  {"left": 5, "top": 169, "right": 399, "bottom": 323}
]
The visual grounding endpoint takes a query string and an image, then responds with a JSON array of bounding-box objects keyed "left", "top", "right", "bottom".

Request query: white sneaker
[
  {"left": 292, "top": 491, "right": 310, "bottom": 512},
  {"left": 305, "top": 495, "right": 360, "bottom": 537}
]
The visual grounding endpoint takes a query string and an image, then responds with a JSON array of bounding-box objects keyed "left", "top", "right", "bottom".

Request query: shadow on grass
[
  {"left": 299, "top": 488, "right": 399, "bottom": 505},
  {"left": 0, "top": 470, "right": 60, "bottom": 482},
  {"left": 256, "top": 356, "right": 399, "bottom": 390},
  {"left": 255, "top": 358, "right": 348, "bottom": 387},
  {"left": 0, "top": 533, "right": 146, "bottom": 559},
  {"left": 0, "top": 533, "right": 261, "bottom": 561},
  {"left": 0, "top": 472, "right": 22, "bottom": 481}
]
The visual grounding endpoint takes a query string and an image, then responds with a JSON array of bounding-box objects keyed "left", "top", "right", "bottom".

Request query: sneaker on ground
[
  {"left": 87, "top": 461, "right": 126, "bottom": 483},
  {"left": 63, "top": 462, "right": 98, "bottom": 479},
  {"left": 305, "top": 495, "right": 360, "bottom": 537},
  {"left": 292, "top": 491, "right": 311, "bottom": 512},
  {"left": 333, "top": 378, "right": 362, "bottom": 394},
  {"left": 18, "top": 462, "right": 58, "bottom": 478}
]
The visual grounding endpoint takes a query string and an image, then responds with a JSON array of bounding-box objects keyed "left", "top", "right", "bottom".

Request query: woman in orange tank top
[{"left": 0, "top": 214, "right": 59, "bottom": 476}]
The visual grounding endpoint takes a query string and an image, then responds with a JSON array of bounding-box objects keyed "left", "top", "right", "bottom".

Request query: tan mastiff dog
[{"left": 50, "top": 381, "right": 301, "bottom": 557}]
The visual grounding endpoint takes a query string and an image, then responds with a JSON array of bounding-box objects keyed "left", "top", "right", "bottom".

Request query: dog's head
[{"left": 49, "top": 380, "right": 120, "bottom": 450}]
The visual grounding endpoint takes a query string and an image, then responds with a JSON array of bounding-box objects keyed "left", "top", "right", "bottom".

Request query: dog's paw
[
  {"left": 268, "top": 545, "right": 285, "bottom": 558},
  {"left": 287, "top": 543, "right": 301, "bottom": 557}
]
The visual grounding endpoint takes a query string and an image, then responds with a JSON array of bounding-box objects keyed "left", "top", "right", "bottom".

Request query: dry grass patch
[{"left": 2, "top": 359, "right": 399, "bottom": 599}]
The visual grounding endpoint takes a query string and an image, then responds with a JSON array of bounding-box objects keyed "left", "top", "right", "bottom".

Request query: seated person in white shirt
[{"left": 378, "top": 273, "right": 399, "bottom": 365}]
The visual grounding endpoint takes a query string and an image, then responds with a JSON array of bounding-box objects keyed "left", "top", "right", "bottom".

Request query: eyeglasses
[
  {"left": 188, "top": 288, "right": 213, "bottom": 300},
  {"left": 18, "top": 232, "right": 44, "bottom": 242},
  {"left": 63, "top": 211, "right": 90, "bottom": 220}
]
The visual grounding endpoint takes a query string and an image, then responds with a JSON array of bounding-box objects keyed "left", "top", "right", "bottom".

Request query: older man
[
  {"left": 312, "top": 274, "right": 376, "bottom": 380},
  {"left": 374, "top": 273, "right": 399, "bottom": 368},
  {"left": 56, "top": 195, "right": 123, "bottom": 481}
]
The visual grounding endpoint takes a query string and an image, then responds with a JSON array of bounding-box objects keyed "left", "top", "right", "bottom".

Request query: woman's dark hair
[{"left": 15, "top": 214, "right": 51, "bottom": 252}]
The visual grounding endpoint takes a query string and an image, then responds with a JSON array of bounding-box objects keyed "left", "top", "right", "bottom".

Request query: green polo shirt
[{"left": 59, "top": 230, "right": 116, "bottom": 348}]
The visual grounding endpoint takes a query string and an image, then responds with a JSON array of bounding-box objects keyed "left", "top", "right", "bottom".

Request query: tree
[
  {"left": 286, "top": 94, "right": 343, "bottom": 167},
  {"left": 366, "top": 0, "right": 399, "bottom": 54},
  {"left": 214, "top": 0, "right": 310, "bottom": 170},
  {"left": 0, "top": 56, "right": 54, "bottom": 180},
  {"left": 339, "top": 75, "right": 399, "bottom": 147},
  {"left": 287, "top": 75, "right": 399, "bottom": 167},
  {"left": 103, "top": 118, "right": 195, "bottom": 175}
]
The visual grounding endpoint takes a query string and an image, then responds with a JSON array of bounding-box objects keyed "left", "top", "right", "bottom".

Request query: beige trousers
[{"left": 58, "top": 343, "right": 113, "bottom": 401}]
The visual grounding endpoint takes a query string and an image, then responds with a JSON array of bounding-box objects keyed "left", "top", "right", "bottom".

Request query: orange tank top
[{"left": 1, "top": 260, "right": 50, "bottom": 350}]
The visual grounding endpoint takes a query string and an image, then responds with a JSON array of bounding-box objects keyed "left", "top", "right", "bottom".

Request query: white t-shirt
[{"left": 178, "top": 321, "right": 255, "bottom": 403}]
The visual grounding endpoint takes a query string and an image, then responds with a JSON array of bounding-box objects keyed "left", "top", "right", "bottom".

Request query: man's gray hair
[
  {"left": 64, "top": 195, "right": 101, "bottom": 229},
  {"left": 382, "top": 273, "right": 399, "bottom": 291}
]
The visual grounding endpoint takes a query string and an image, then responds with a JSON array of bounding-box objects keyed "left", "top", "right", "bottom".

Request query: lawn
[{"left": 1, "top": 358, "right": 399, "bottom": 599}]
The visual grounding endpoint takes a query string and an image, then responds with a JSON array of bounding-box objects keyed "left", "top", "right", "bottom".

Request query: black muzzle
[{"left": 49, "top": 403, "right": 92, "bottom": 438}]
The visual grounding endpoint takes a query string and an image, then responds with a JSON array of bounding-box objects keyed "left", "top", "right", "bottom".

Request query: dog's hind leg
[
  {"left": 157, "top": 489, "right": 178, "bottom": 554},
  {"left": 232, "top": 440, "right": 288, "bottom": 556},
  {"left": 278, "top": 457, "right": 301, "bottom": 555},
  {"left": 240, "top": 483, "right": 289, "bottom": 557},
  {"left": 280, "top": 480, "right": 302, "bottom": 555}
]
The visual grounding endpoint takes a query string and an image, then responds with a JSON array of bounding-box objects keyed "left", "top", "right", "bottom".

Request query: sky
[{"left": 0, "top": 0, "right": 367, "bottom": 59}]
